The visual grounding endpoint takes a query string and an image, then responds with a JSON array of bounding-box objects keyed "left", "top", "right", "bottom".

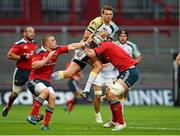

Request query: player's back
[{"left": 96, "top": 42, "right": 137, "bottom": 72}]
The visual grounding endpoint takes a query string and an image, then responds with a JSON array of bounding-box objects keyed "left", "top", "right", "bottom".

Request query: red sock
[
  {"left": 7, "top": 93, "right": 18, "bottom": 109},
  {"left": 44, "top": 110, "right": 53, "bottom": 126},
  {"left": 111, "top": 102, "right": 124, "bottom": 124},
  {"left": 67, "top": 98, "right": 75, "bottom": 113},
  {"left": 108, "top": 101, "right": 116, "bottom": 123},
  {"left": 30, "top": 100, "right": 42, "bottom": 116}
]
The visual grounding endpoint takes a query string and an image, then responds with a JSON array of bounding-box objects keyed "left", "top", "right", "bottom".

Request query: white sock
[
  {"left": 95, "top": 112, "right": 101, "bottom": 116},
  {"left": 51, "top": 71, "right": 64, "bottom": 81},
  {"left": 83, "top": 71, "right": 97, "bottom": 93}
]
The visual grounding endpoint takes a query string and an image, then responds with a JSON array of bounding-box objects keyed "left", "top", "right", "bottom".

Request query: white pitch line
[
  {"left": 0, "top": 120, "right": 180, "bottom": 131},
  {"left": 128, "top": 126, "right": 180, "bottom": 131}
]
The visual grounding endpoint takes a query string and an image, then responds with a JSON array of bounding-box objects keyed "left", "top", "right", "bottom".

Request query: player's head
[
  {"left": 23, "top": 26, "right": 35, "bottom": 41},
  {"left": 118, "top": 30, "right": 128, "bottom": 44},
  {"left": 42, "top": 34, "right": 57, "bottom": 50},
  {"left": 101, "top": 5, "right": 113, "bottom": 23}
]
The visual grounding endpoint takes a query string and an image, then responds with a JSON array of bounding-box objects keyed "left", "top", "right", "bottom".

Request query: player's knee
[
  {"left": 12, "top": 85, "right": 22, "bottom": 94},
  {"left": 93, "top": 61, "right": 103, "bottom": 71},
  {"left": 50, "top": 93, "right": 56, "bottom": 101},
  {"left": 41, "top": 88, "right": 50, "bottom": 96},
  {"left": 94, "top": 90, "right": 102, "bottom": 96},
  {"left": 109, "top": 82, "right": 125, "bottom": 96},
  {"left": 106, "top": 91, "right": 116, "bottom": 101},
  {"left": 94, "top": 95, "right": 101, "bottom": 100}
]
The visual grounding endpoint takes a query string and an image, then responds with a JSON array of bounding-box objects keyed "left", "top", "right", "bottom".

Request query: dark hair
[
  {"left": 101, "top": 5, "right": 113, "bottom": 14},
  {"left": 118, "top": 30, "right": 128, "bottom": 37}
]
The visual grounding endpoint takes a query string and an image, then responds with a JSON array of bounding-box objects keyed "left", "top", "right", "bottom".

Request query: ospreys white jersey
[
  {"left": 114, "top": 40, "right": 141, "bottom": 58},
  {"left": 74, "top": 17, "right": 118, "bottom": 61},
  {"left": 87, "top": 16, "right": 118, "bottom": 40}
]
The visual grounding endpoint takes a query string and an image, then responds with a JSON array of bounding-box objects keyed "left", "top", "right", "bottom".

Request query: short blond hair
[
  {"left": 101, "top": 5, "right": 113, "bottom": 14},
  {"left": 42, "top": 34, "right": 53, "bottom": 46}
]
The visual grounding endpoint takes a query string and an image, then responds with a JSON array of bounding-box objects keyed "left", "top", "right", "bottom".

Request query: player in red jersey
[
  {"left": 84, "top": 41, "right": 139, "bottom": 131},
  {"left": 26, "top": 34, "right": 86, "bottom": 130},
  {"left": 2, "top": 26, "right": 38, "bottom": 117}
]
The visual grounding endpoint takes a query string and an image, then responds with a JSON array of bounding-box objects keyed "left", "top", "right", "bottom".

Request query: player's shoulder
[
  {"left": 92, "top": 16, "right": 102, "bottom": 22},
  {"left": 14, "top": 39, "right": 27, "bottom": 45},
  {"left": 127, "top": 41, "right": 137, "bottom": 47},
  {"left": 90, "top": 17, "right": 103, "bottom": 26},
  {"left": 34, "top": 46, "right": 46, "bottom": 54},
  {"left": 109, "top": 21, "right": 118, "bottom": 30}
]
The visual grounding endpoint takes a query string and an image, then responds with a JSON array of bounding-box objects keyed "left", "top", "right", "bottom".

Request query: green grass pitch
[{"left": 0, "top": 105, "right": 180, "bottom": 135}]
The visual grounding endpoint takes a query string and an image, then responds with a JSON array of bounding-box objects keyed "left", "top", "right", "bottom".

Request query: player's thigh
[
  {"left": 117, "top": 67, "right": 139, "bottom": 88},
  {"left": 93, "top": 73, "right": 104, "bottom": 86},
  {"left": 27, "top": 79, "right": 53, "bottom": 96},
  {"left": 65, "top": 61, "right": 82, "bottom": 77},
  {"left": 13, "top": 68, "right": 31, "bottom": 86}
]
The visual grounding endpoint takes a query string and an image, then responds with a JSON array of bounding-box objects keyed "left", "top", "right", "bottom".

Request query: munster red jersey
[
  {"left": 9, "top": 38, "right": 37, "bottom": 70},
  {"left": 29, "top": 45, "right": 68, "bottom": 82},
  {"left": 94, "top": 42, "right": 137, "bottom": 72}
]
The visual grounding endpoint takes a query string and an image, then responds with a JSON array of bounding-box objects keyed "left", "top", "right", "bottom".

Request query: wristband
[{"left": 20, "top": 55, "right": 27, "bottom": 60}]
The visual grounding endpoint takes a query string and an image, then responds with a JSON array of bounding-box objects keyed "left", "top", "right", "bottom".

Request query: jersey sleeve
[
  {"left": 94, "top": 43, "right": 106, "bottom": 56},
  {"left": 9, "top": 44, "right": 20, "bottom": 54},
  {"left": 131, "top": 43, "right": 141, "bottom": 58},
  {"left": 86, "top": 17, "right": 102, "bottom": 33},
  {"left": 108, "top": 22, "right": 119, "bottom": 40},
  {"left": 56, "top": 45, "right": 68, "bottom": 56}
]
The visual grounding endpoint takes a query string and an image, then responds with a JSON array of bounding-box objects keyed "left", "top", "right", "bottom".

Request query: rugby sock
[
  {"left": 84, "top": 71, "right": 97, "bottom": 92},
  {"left": 7, "top": 92, "right": 18, "bottom": 109},
  {"left": 111, "top": 100, "right": 124, "bottom": 124},
  {"left": 30, "top": 97, "right": 44, "bottom": 116},
  {"left": 67, "top": 98, "right": 75, "bottom": 113},
  {"left": 44, "top": 106, "right": 54, "bottom": 126},
  {"left": 119, "top": 96, "right": 126, "bottom": 115},
  {"left": 51, "top": 71, "right": 65, "bottom": 81},
  {"left": 108, "top": 101, "right": 116, "bottom": 123}
]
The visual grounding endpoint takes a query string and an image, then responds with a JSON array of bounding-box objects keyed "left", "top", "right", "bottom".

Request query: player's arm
[
  {"left": 83, "top": 30, "right": 92, "bottom": 42},
  {"left": 7, "top": 45, "right": 29, "bottom": 61},
  {"left": 134, "top": 55, "right": 142, "bottom": 64},
  {"left": 132, "top": 43, "right": 142, "bottom": 64},
  {"left": 32, "top": 51, "right": 55, "bottom": 69},
  {"left": 67, "top": 42, "right": 87, "bottom": 51},
  {"left": 7, "top": 50, "right": 21, "bottom": 60}
]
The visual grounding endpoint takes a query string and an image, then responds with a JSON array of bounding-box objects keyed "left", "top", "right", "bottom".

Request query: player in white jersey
[
  {"left": 51, "top": 5, "right": 118, "bottom": 102},
  {"left": 93, "top": 62, "right": 117, "bottom": 123},
  {"left": 103, "top": 30, "right": 142, "bottom": 129},
  {"left": 114, "top": 30, "right": 141, "bottom": 63}
]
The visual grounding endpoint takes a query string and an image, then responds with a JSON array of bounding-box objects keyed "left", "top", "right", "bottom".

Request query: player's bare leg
[
  {"left": 27, "top": 89, "right": 49, "bottom": 125},
  {"left": 81, "top": 57, "right": 103, "bottom": 101},
  {"left": 93, "top": 84, "right": 103, "bottom": 123},
  {"left": 105, "top": 79, "right": 128, "bottom": 131},
  {"left": 51, "top": 62, "right": 82, "bottom": 81},
  {"left": 41, "top": 92, "right": 55, "bottom": 130},
  {"left": 2, "top": 83, "right": 22, "bottom": 117},
  {"left": 2, "top": 92, "right": 18, "bottom": 117}
]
